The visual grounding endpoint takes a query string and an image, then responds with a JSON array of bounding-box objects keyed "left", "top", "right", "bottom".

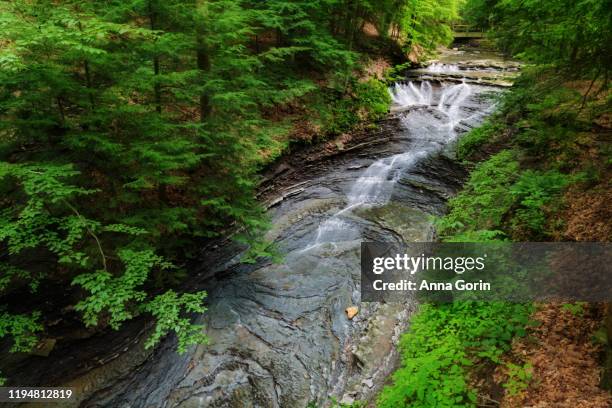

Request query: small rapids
[
  {"left": 305, "top": 79, "right": 485, "bottom": 252},
  {"left": 425, "top": 62, "right": 461, "bottom": 73}
]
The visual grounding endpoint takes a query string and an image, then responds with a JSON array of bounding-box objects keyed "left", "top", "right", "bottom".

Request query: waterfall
[
  {"left": 437, "top": 82, "right": 472, "bottom": 132},
  {"left": 26, "top": 50, "right": 511, "bottom": 408},
  {"left": 303, "top": 80, "right": 476, "bottom": 251},
  {"left": 389, "top": 81, "right": 433, "bottom": 106}
]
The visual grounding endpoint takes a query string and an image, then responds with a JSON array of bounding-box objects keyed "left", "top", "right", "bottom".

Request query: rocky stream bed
[{"left": 6, "top": 47, "right": 518, "bottom": 408}]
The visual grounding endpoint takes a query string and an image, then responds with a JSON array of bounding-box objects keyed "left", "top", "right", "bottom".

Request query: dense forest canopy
[{"left": 0, "top": 0, "right": 462, "bottom": 365}]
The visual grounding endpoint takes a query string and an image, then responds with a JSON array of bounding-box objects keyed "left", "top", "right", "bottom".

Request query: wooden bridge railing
[{"left": 451, "top": 23, "right": 485, "bottom": 39}]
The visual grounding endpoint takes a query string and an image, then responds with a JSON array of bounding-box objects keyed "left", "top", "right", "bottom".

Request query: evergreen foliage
[
  {"left": 0, "top": 0, "right": 459, "bottom": 363},
  {"left": 463, "top": 0, "right": 611, "bottom": 81}
]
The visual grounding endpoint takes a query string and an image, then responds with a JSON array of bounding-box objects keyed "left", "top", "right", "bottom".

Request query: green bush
[
  {"left": 0, "top": 163, "right": 207, "bottom": 354},
  {"left": 456, "top": 122, "right": 503, "bottom": 160},
  {"left": 378, "top": 302, "right": 533, "bottom": 408},
  {"left": 509, "top": 170, "right": 573, "bottom": 237},
  {"left": 324, "top": 98, "right": 361, "bottom": 135},
  {"left": 0, "top": 311, "right": 43, "bottom": 353},
  {"left": 436, "top": 150, "right": 520, "bottom": 241},
  {"left": 437, "top": 150, "right": 573, "bottom": 241},
  {"left": 317, "top": 77, "right": 391, "bottom": 136},
  {"left": 503, "top": 363, "right": 533, "bottom": 396},
  {"left": 355, "top": 78, "right": 392, "bottom": 122}
]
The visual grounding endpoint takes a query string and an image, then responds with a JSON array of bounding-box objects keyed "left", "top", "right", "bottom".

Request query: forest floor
[
  {"left": 474, "top": 79, "right": 612, "bottom": 407},
  {"left": 496, "top": 175, "right": 612, "bottom": 407},
  {"left": 499, "top": 303, "right": 611, "bottom": 408}
]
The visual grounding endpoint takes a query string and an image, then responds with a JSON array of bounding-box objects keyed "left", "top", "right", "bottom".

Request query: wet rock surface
[
  {"left": 409, "top": 46, "right": 521, "bottom": 88},
  {"left": 5, "top": 50, "right": 509, "bottom": 408}
]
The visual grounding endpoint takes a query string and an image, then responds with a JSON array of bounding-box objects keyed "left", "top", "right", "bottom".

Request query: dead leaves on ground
[{"left": 498, "top": 303, "right": 612, "bottom": 408}]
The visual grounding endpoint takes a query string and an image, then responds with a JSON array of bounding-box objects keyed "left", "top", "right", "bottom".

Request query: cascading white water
[
  {"left": 307, "top": 150, "right": 425, "bottom": 246},
  {"left": 39, "top": 52, "right": 511, "bottom": 408},
  {"left": 426, "top": 62, "right": 461, "bottom": 73},
  {"left": 437, "top": 82, "right": 472, "bottom": 132},
  {"left": 303, "top": 79, "right": 480, "bottom": 251},
  {"left": 389, "top": 81, "right": 433, "bottom": 106}
]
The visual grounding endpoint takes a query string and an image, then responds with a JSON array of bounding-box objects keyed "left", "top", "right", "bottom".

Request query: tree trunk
[
  {"left": 56, "top": 97, "right": 66, "bottom": 125},
  {"left": 152, "top": 57, "right": 162, "bottom": 113},
  {"left": 149, "top": 1, "right": 162, "bottom": 113},
  {"left": 602, "top": 302, "right": 612, "bottom": 391},
  {"left": 196, "top": 34, "right": 212, "bottom": 122},
  {"left": 83, "top": 60, "right": 95, "bottom": 109},
  {"left": 276, "top": 28, "right": 282, "bottom": 47},
  {"left": 77, "top": 21, "right": 95, "bottom": 109}
]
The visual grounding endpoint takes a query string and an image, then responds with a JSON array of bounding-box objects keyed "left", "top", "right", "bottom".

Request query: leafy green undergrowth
[
  {"left": 436, "top": 150, "right": 576, "bottom": 242},
  {"left": 436, "top": 150, "right": 520, "bottom": 242},
  {"left": 0, "top": 163, "right": 210, "bottom": 355},
  {"left": 377, "top": 302, "right": 533, "bottom": 408},
  {"left": 456, "top": 121, "right": 504, "bottom": 161}
]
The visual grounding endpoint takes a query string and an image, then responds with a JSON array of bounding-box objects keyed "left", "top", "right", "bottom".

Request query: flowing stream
[
  {"left": 305, "top": 79, "right": 476, "bottom": 252},
  {"left": 6, "top": 49, "right": 517, "bottom": 408}
]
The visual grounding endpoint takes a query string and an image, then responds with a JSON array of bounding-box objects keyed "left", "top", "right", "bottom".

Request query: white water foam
[
  {"left": 389, "top": 81, "right": 433, "bottom": 106},
  {"left": 425, "top": 63, "right": 460, "bottom": 73},
  {"left": 302, "top": 80, "right": 479, "bottom": 251}
]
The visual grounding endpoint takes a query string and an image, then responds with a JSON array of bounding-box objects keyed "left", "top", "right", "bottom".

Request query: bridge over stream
[{"left": 452, "top": 24, "right": 485, "bottom": 39}]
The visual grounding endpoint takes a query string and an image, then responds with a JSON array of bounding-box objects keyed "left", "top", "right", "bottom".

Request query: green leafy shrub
[
  {"left": 437, "top": 150, "right": 574, "bottom": 241},
  {"left": 0, "top": 311, "right": 43, "bottom": 353},
  {"left": 561, "top": 302, "right": 587, "bottom": 316},
  {"left": 436, "top": 150, "right": 520, "bottom": 241},
  {"left": 315, "top": 77, "right": 391, "bottom": 136},
  {"left": 456, "top": 121, "right": 503, "bottom": 160},
  {"left": 0, "top": 162, "right": 206, "bottom": 352},
  {"left": 354, "top": 78, "right": 392, "bottom": 122},
  {"left": 72, "top": 249, "right": 171, "bottom": 329},
  {"left": 378, "top": 302, "right": 533, "bottom": 408},
  {"left": 503, "top": 362, "right": 533, "bottom": 396},
  {"left": 323, "top": 97, "right": 361, "bottom": 135},
  {"left": 509, "top": 170, "right": 573, "bottom": 237},
  {"left": 143, "top": 290, "right": 208, "bottom": 353}
]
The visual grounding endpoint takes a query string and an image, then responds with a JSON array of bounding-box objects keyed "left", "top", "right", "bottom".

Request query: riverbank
[{"left": 376, "top": 61, "right": 611, "bottom": 407}]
